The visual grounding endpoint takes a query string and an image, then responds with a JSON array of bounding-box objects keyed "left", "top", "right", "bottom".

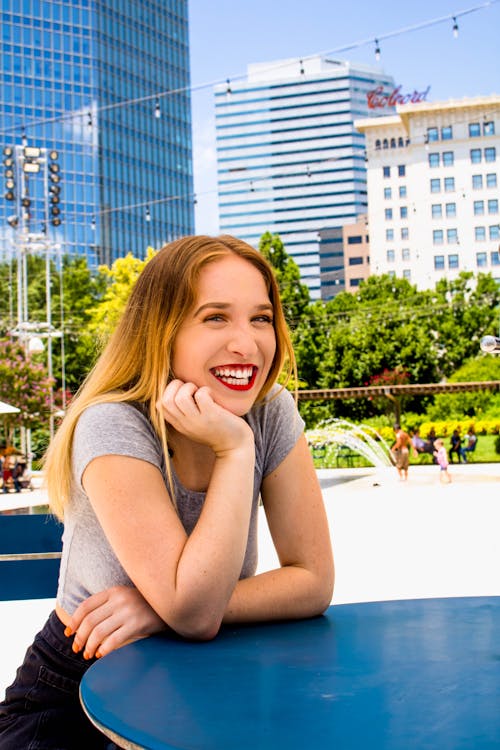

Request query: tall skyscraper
[
  {"left": 1, "top": 0, "right": 194, "bottom": 268},
  {"left": 215, "top": 56, "right": 394, "bottom": 298}
]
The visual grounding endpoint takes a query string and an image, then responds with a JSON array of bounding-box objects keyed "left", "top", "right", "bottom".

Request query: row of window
[
  {"left": 430, "top": 173, "right": 498, "bottom": 193},
  {"left": 383, "top": 165, "right": 405, "bottom": 178},
  {"left": 385, "top": 207, "right": 408, "bottom": 220},
  {"left": 387, "top": 249, "right": 411, "bottom": 262},
  {"left": 434, "top": 251, "right": 500, "bottom": 270},
  {"left": 427, "top": 122, "right": 495, "bottom": 141},
  {"left": 386, "top": 228, "right": 409, "bottom": 241},
  {"left": 383, "top": 186, "right": 407, "bottom": 199},
  {"left": 428, "top": 148, "right": 496, "bottom": 168}
]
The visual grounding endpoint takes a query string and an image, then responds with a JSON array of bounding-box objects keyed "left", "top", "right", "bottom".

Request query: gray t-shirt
[{"left": 57, "top": 385, "right": 304, "bottom": 614}]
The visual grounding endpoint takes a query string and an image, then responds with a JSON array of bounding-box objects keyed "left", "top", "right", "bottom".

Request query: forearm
[
  {"left": 222, "top": 564, "right": 334, "bottom": 625},
  {"left": 170, "top": 448, "right": 256, "bottom": 637}
]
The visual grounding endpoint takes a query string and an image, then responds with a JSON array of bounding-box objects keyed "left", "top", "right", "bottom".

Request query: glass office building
[
  {"left": 1, "top": 0, "right": 194, "bottom": 267},
  {"left": 215, "top": 56, "right": 394, "bottom": 298}
]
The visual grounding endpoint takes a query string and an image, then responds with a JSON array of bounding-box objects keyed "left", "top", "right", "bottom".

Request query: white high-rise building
[
  {"left": 214, "top": 56, "right": 394, "bottom": 298},
  {"left": 356, "top": 95, "right": 500, "bottom": 289}
]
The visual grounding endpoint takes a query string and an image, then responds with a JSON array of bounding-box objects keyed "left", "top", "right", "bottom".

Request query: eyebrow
[{"left": 193, "top": 302, "right": 274, "bottom": 317}]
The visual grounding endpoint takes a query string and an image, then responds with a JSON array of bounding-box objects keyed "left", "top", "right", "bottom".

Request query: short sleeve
[
  {"left": 72, "top": 402, "right": 163, "bottom": 491},
  {"left": 246, "top": 386, "right": 305, "bottom": 479}
]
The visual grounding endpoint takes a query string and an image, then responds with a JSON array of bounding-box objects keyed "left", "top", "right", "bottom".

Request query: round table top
[{"left": 80, "top": 596, "right": 500, "bottom": 750}]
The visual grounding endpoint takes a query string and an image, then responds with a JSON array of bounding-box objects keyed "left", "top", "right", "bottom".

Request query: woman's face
[{"left": 172, "top": 255, "right": 277, "bottom": 416}]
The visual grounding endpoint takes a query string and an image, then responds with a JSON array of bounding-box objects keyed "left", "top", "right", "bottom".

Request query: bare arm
[
  {"left": 82, "top": 381, "right": 256, "bottom": 641},
  {"left": 223, "top": 434, "right": 334, "bottom": 623}
]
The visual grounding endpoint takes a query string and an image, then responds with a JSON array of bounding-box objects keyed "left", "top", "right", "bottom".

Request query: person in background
[
  {"left": 462, "top": 426, "right": 478, "bottom": 461},
  {"left": 434, "top": 438, "right": 452, "bottom": 484},
  {"left": 391, "top": 423, "right": 411, "bottom": 481},
  {"left": 449, "top": 429, "right": 466, "bottom": 464},
  {"left": 0, "top": 235, "right": 334, "bottom": 749}
]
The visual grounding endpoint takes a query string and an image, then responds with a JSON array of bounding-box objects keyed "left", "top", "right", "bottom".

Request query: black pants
[{"left": 0, "top": 610, "right": 119, "bottom": 750}]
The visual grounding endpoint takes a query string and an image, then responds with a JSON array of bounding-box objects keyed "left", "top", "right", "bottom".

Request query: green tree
[
  {"left": 258, "top": 232, "right": 310, "bottom": 324},
  {"left": 0, "top": 339, "right": 53, "bottom": 445},
  {"left": 87, "top": 249, "right": 156, "bottom": 344}
]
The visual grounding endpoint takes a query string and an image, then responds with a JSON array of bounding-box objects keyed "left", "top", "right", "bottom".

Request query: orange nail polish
[
  {"left": 64, "top": 626, "right": 72, "bottom": 637},
  {"left": 72, "top": 642, "right": 81, "bottom": 654},
  {"left": 95, "top": 650, "right": 102, "bottom": 659},
  {"left": 83, "top": 652, "right": 89, "bottom": 661}
]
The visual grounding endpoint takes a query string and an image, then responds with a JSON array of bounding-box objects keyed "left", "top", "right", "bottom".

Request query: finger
[
  {"left": 94, "top": 626, "right": 147, "bottom": 659},
  {"left": 66, "top": 589, "right": 110, "bottom": 637}
]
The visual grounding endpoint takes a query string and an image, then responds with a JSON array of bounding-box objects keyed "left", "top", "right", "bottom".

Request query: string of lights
[{"left": 1, "top": 0, "right": 499, "bottom": 223}]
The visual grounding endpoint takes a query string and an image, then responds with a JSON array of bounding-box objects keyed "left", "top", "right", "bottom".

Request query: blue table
[{"left": 80, "top": 596, "right": 500, "bottom": 750}]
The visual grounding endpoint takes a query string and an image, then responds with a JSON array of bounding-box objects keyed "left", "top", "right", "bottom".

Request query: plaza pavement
[{"left": 1, "top": 462, "right": 499, "bottom": 697}]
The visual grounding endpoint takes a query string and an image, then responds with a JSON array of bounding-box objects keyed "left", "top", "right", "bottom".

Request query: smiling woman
[{"left": 0, "top": 235, "right": 334, "bottom": 749}]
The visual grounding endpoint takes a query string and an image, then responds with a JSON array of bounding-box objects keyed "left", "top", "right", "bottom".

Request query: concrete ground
[{"left": 1, "top": 462, "right": 499, "bottom": 697}]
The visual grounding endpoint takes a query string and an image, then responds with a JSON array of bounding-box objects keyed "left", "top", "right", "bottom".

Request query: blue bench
[{"left": 0, "top": 513, "right": 63, "bottom": 600}]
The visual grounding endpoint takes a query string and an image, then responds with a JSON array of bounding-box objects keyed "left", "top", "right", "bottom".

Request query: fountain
[{"left": 306, "top": 418, "right": 394, "bottom": 469}]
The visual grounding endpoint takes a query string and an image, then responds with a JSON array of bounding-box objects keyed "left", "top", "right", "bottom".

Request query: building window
[
  {"left": 384, "top": 187, "right": 392, "bottom": 199},
  {"left": 398, "top": 164, "right": 406, "bottom": 177},
  {"left": 402, "top": 248, "right": 410, "bottom": 261},
  {"left": 433, "top": 229, "right": 444, "bottom": 244},
  {"left": 428, "top": 153, "right": 440, "bottom": 168},
  {"left": 491, "top": 251, "right": 500, "bottom": 265},
  {"left": 434, "top": 255, "right": 445, "bottom": 270},
  {"left": 441, "top": 125, "right": 453, "bottom": 140},
  {"left": 486, "top": 173, "right": 497, "bottom": 188},
  {"left": 403, "top": 269, "right": 411, "bottom": 280},
  {"left": 476, "top": 252, "right": 487, "bottom": 267},
  {"left": 488, "top": 199, "right": 499, "bottom": 214},
  {"left": 472, "top": 174, "right": 483, "bottom": 189},
  {"left": 448, "top": 254, "right": 459, "bottom": 269},
  {"left": 399, "top": 185, "right": 407, "bottom": 198},
  {"left": 490, "top": 225, "right": 500, "bottom": 240},
  {"left": 386, "top": 229, "right": 394, "bottom": 241},
  {"left": 401, "top": 227, "right": 409, "bottom": 240},
  {"left": 442, "top": 151, "right": 454, "bottom": 166},
  {"left": 447, "top": 228, "right": 458, "bottom": 244},
  {"left": 484, "top": 121, "right": 495, "bottom": 136},
  {"left": 347, "top": 235, "right": 363, "bottom": 244},
  {"left": 444, "top": 177, "right": 455, "bottom": 192},
  {"left": 348, "top": 257, "right": 364, "bottom": 265},
  {"left": 383, "top": 166, "right": 391, "bottom": 178},
  {"left": 431, "top": 204, "right": 442, "bottom": 218},
  {"left": 349, "top": 278, "right": 362, "bottom": 287},
  {"left": 470, "top": 148, "right": 482, "bottom": 164},
  {"left": 386, "top": 249, "right": 395, "bottom": 262},
  {"left": 375, "top": 139, "right": 381, "bottom": 150},
  {"left": 400, "top": 206, "right": 408, "bottom": 219},
  {"left": 445, "top": 202, "right": 456, "bottom": 217},
  {"left": 475, "top": 226, "right": 486, "bottom": 241},
  {"left": 427, "top": 127, "right": 439, "bottom": 142},
  {"left": 485, "top": 147, "right": 496, "bottom": 163},
  {"left": 430, "top": 178, "right": 441, "bottom": 193},
  {"left": 385, "top": 208, "right": 393, "bottom": 220},
  {"left": 469, "top": 123, "right": 481, "bottom": 137},
  {"left": 474, "top": 200, "right": 485, "bottom": 215}
]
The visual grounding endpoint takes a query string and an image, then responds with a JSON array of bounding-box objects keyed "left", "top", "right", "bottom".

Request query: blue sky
[{"left": 187, "top": 0, "right": 500, "bottom": 234}]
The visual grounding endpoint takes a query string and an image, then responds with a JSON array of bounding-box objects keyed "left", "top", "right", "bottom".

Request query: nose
[{"left": 226, "top": 322, "right": 259, "bottom": 358}]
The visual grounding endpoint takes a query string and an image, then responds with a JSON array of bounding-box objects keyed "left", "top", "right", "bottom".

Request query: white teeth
[{"left": 214, "top": 366, "right": 253, "bottom": 379}]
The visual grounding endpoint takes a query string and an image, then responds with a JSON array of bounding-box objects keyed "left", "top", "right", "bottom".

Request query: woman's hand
[
  {"left": 65, "top": 585, "right": 167, "bottom": 660},
  {"left": 157, "top": 379, "right": 253, "bottom": 455}
]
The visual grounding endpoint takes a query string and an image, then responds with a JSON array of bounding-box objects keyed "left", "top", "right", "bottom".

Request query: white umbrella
[{"left": 0, "top": 400, "right": 20, "bottom": 415}]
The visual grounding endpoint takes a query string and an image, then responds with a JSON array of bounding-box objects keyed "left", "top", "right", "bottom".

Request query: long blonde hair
[{"left": 45, "top": 234, "right": 296, "bottom": 519}]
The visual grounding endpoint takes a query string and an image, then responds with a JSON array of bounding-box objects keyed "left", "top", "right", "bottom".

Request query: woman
[{"left": 0, "top": 235, "right": 334, "bottom": 748}]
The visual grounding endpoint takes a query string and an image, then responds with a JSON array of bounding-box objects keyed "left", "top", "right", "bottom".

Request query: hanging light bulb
[
  {"left": 87, "top": 111, "right": 93, "bottom": 128},
  {"left": 145, "top": 207, "right": 151, "bottom": 222},
  {"left": 374, "top": 39, "right": 381, "bottom": 61},
  {"left": 154, "top": 99, "right": 161, "bottom": 119},
  {"left": 300, "top": 59, "right": 304, "bottom": 74},
  {"left": 452, "top": 17, "right": 459, "bottom": 38},
  {"left": 91, "top": 215, "right": 96, "bottom": 231},
  {"left": 226, "top": 79, "right": 232, "bottom": 97}
]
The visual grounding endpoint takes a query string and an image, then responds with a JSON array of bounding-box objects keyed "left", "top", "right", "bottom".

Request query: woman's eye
[
  {"left": 253, "top": 315, "right": 273, "bottom": 324},
  {"left": 204, "top": 314, "right": 225, "bottom": 323}
]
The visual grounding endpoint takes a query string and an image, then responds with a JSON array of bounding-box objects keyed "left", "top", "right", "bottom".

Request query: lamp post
[{"left": 2, "top": 142, "right": 63, "bottom": 456}]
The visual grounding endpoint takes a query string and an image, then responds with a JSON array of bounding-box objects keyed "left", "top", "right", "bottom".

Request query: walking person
[
  {"left": 434, "top": 438, "right": 452, "bottom": 484},
  {"left": 391, "top": 423, "right": 411, "bottom": 481}
]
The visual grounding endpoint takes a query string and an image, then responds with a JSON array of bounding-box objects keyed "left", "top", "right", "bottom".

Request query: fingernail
[
  {"left": 64, "top": 626, "right": 73, "bottom": 637},
  {"left": 95, "top": 650, "right": 102, "bottom": 659},
  {"left": 72, "top": 642, "right": 81, "bottom": 654},
  {"left": 83, "top": 651, "right": 90, "bottom": 661}
]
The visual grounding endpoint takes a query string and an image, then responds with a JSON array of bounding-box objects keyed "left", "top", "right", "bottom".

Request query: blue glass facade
[{"left": 1, "top": 0, "right": 194, "bottom": 267}]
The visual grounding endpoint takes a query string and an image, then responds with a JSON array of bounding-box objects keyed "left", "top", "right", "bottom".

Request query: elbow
[
  {"left": 311, "top": 565, "right": 335, "bottom": 616},
  {"left": 168, "top": 608, "right": 222, "bottom": 642}
]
